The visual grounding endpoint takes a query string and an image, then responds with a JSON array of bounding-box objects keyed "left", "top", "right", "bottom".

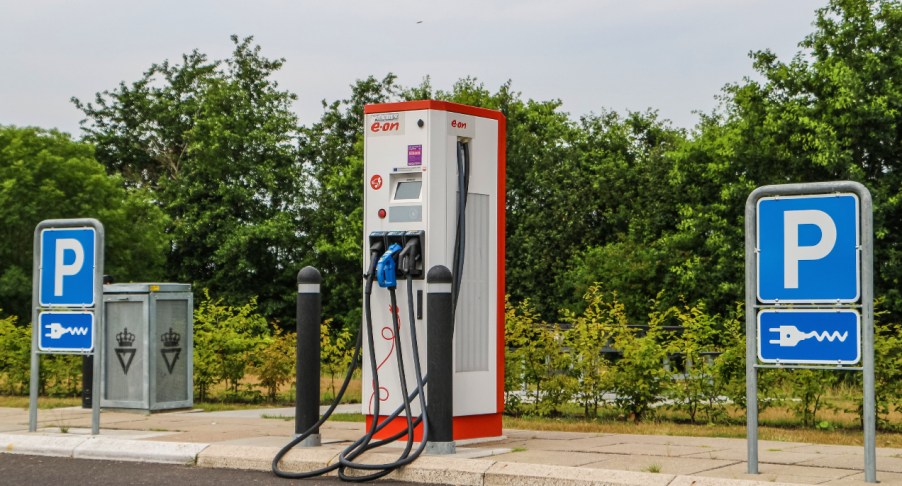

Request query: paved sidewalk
[{"left": 1, "top": 405, "right": 898, "bottom": 485}]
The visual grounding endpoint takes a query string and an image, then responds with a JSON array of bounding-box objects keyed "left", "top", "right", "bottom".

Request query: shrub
[
  {"left": 193, "top": 290, "right": 270, "bottom": 401},
  {"left": 607, "top": 302, "right": 672, "bottom": 422},
  {"left": 321, "top": 319, "right": 356, "bottom": 400},
  {"left": 562, "top": 284, "right": 624, "bottom": 418},
  {"left": 666, "top": 302, "right": 729, "bottom": 424},
  {"left": 0, "top": 313, "right": 31, "bottom": 394},
  {"left": 250, "top": 327, "right": 296, "bottom": 402}
]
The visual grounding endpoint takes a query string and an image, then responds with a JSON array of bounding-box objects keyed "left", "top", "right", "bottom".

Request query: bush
[
  {"left": 193, "top": 290, "right": 270, "bottom": 401},
  {"left": 505, "top": 297, "right": 573, "bottom": 416},
  {"left": 0, "top": 312, "right": 30, "bottom": 394},
  {"left": 561, "top": 284, "right": 623, "bottom": 418},
  {"left": 321, "top": 319, "right": 356, "bottom": 400},
  {"left": 666, "top": 302, "right": 729, "bottom": 424},
  {"left": 250, "top": 327, "right": 296, "bottom": 402},
  {"left": 607, "top": 303, "right": 671, "bottom": 422}
]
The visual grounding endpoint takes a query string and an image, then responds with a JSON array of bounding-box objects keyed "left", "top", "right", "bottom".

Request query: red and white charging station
[{"left": 362, "top": 101, "right": 505, "bottom": 440}]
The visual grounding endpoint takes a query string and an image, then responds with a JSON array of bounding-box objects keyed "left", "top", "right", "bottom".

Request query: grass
[
  {"left": 261, "top": 413, "right": 293, "bottom": 421},
  {"left": 330, "top": 413, "right": 366, "bottom": 422},
  {"left": 0, "top": 396, "right": 81, "bottom": 409},
  {"left": 644, "top": 463, "right": 662, "bottom": 473}
]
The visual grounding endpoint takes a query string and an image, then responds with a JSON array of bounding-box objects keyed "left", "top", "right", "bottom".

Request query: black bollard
[
  {"left": 296, "top": 266, "right": 322, "bottom": 446},
  {"left": 426, "top": 265, "right": 455, "bottom": 454},
  {"left": 81, "top": 356, "right": 92, "bottom": 409}
]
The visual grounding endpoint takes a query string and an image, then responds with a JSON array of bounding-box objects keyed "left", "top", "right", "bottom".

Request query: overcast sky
[{"left": 1, "top": 0, "right": 825, "bottom": 137}]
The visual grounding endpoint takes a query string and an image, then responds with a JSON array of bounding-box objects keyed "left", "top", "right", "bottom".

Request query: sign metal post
[
  {"left": 745, "top": 182, "right": 874, "bottom": 482},
  {"left": 29, "top": 219, "right": 104, "bottom": 435}
]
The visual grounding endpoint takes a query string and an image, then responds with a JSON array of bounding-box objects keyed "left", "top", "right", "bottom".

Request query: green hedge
[{"left": 504, "top": 285, "right": 902, "bottom": 429}]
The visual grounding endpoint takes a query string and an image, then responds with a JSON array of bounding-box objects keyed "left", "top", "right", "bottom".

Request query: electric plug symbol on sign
[
  {"left": 758, "top": 309, "right": 860, "bottom": 364},
  {"left": 38, "top": 312, "right": 94, "bottom": 352},
  {"left": 757, "top": 194, "right": 860, "bottom": 303},
  {"left": 39, "top": 228, "right": 96, "bottom": 306}
]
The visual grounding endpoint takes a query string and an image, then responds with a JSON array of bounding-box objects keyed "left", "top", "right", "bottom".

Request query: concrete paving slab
[
  {"left": 73, "top": 436, "right": 208, "bottom": 464},
  {"left": 505, "top": 436, "right": 629, "bottom": 452},
  {"left": 798, "top": 453, "right": 902, "bottom": 473},
  {"left": 582, "top": 454, "right": 738, "bottom": 475},
  {"left": 684, "top": 446, "right": 825, "bottom": 465},
  {"left": 490, "top": 450, "right": 607, "bottom": 467},
  {"left": 501, "top": 430, "right": 604, "bottom": 441},
  {"left": 698, "top": 461, "right": 862, "bottom": 484},
  {"left": 821, "top": 470, "right": 902, "bottom": 485},
  {"left": 451, "top": 447, "right": 514, "bottom": 460},
  {"left": 589, "top": 441, "right": 724, "bottom": 458},
  {"left": 484, "top": 462, "right": 675, "bottom": 486},
  {"left": 669, "top": 476, "right": 801, "bottom": 486},
  {"left": 36, "top": 427, "right": 173, "bottom": 440}
]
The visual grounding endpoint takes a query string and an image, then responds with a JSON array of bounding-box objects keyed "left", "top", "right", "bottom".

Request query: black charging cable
[
  {"left": 272, "top": 139, "right": 470, "bottom": 482},
  {"left": 271, "top": 246, "right": 381, "bottom": 479}
]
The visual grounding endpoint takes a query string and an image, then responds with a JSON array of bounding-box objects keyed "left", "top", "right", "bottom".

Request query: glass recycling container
[{"left": 100, "top": 283, "right": 193, "bottom": 411}]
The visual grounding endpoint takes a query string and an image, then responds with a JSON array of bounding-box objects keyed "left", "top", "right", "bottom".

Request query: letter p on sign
[
  {"left": 757, "top": 194, "right": 859, "bottom": 303},
  {"left": 783, "top": 210, "right": 836, "bottom": 289},
  {"left": 54, "top": 238, "right": 84, "bottom": 296}
]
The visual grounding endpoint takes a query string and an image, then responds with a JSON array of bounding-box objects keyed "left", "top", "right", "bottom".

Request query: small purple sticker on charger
[{"left": 407, "top": 144, "right": 422, "bottom": 166}]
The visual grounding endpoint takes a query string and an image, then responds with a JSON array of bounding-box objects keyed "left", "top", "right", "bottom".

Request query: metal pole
[
  {"left": 296, "top": 266, "right": 322, "bottom": 447},
  {"left": 28, "top": 223, "right": 42, "bottom": 432},
  {"left": 745, "top": 189, "right": 759, "bottom": 474},
  {"left": 426, "top": 265, "right": 454, "bottom": 455},
  {"left": 91, "top": 221, "right": 104, "bottom": 436},
  {"left": 860, "top": 186, "right": 876, "bottom": 483}
]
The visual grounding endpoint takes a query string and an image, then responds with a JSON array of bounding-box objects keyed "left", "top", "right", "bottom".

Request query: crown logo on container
[
  {"left": 161, "top": 328, "right": 181, "bottom": 348},
  {"left": 116, "top": 328, "right": 136, "bottom": 347}
]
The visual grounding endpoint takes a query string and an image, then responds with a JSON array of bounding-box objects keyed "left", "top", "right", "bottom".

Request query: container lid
[{"left": 103, "top": 283, "right": 191, "bottom": 294}]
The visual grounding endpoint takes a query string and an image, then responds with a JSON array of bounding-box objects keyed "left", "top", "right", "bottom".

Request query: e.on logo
[
  {"left": 371, "top": 120, "right": 400, "bottom": 133},
  {"left": 368, "top": 113, "right": 403, "bottom": 136},
  {"left": 449, "top": 114, "right": 475, "bottom": 137}
]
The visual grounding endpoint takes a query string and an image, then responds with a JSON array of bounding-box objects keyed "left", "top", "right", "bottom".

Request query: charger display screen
[{"left": 394, "top": 181, "right": 422, "bottom": 200}]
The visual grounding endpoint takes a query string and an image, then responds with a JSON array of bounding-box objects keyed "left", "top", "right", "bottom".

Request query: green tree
[
  {"left": 670, "top": 0, "right": 902, "bottom": 320},
  {"left": 0, "top": 126, "right": 168, "bottom": 321},
  {"left": 74, "top": 36, "right": 307, "bottom": 324}
]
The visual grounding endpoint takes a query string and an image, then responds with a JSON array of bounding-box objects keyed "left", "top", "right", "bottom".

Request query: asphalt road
[{"left": 0, "top": 454, "right": 431, "bottom": 485}]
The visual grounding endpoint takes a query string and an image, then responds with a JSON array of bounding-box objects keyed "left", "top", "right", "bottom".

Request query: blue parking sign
[
  {"left": 39, "top": 228, "right": 96, "bottom": 306},
  {"left": 757, "top": 194, "right": 859, "bottom": 303}
]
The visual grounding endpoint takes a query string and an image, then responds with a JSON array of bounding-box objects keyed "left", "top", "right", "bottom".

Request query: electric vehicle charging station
[
  {"left": 272, "top": 100, "right": 506, "bottom": 481},
  {"left": 362, "top": 101, "right": 506, "bottom": 441}
]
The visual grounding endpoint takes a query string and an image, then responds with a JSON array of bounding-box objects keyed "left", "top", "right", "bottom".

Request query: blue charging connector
[{"left": 376, "top": 243, "right": 403, "bottom": 288}]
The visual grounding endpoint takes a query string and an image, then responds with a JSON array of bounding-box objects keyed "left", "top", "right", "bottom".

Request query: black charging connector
[{"left": 399, "top": 231, "right": 425, "bottom": 279}]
